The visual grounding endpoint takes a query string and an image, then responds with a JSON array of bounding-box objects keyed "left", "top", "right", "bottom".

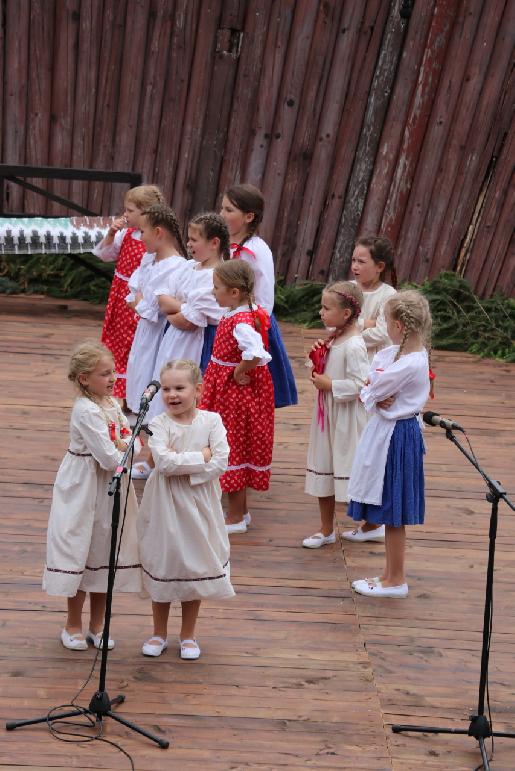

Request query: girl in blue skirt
[
  {"left": 219, "top": 183, "right": 298, "bottom": 408},
  {"left": 347, "top": 290, "right": 433, "bottom": 598}
]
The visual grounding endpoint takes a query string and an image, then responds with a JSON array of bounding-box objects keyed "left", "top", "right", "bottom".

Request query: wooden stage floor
[{"left": 1, "top": 295, "right": 514, "bottom": 770}]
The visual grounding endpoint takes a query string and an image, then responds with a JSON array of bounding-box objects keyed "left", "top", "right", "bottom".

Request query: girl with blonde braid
[
  {"left": 302, "top": 281, "right": 369, "bottom": 549},
  {"left": 348, "top": 291, "right": 433, "bottom": 598},
  {"left": 43, "top": 342, "right": 141, "bottom": 650}
]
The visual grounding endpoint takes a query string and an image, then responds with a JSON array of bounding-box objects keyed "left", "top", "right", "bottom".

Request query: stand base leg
[{"left": 6, "top": 692, "right": 169, "bottom": 749}]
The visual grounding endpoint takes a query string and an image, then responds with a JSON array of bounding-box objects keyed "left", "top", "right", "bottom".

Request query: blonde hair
[
  {"left": 68, "top": 341, "right": 113, "bottom": 398},
  {"left": 125, "top": 184, "right": 165, "bottom": 211},
  {"left": 385, "top": 290, "right": 432, "bottom": 361},
  {"left": 214, "top": 260, "right": 254, "bottom": 299},
  {"left": 324, "top": 280, "right": 363, "bottom": 319},
  {"left": 160, "top": 359, "right": 202, "bottom": 385}
]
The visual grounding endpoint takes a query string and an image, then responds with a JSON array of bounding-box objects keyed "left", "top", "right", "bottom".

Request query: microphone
[
  {"left": 140, "top": 380, "right": 161, "bottom": 408},
  {"left": 423, "top": 411, "right": 464, "bottom": 432}
]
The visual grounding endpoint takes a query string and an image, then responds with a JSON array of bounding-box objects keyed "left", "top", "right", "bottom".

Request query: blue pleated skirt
[
  {"left": 348, "top": 417, "right": 425, "bottom": 527},
  {"left": 268, "top": 314, "right": 298, "bottom": 408},
  {"left": 200, "top": 324, "right": 217, "bottom": 373}
]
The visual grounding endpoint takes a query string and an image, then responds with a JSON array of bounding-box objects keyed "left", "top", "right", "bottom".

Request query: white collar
[{"left": 224, "top": 303, "right": 257, "bottom": 317}]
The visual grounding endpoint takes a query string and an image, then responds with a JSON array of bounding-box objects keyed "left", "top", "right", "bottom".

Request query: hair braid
[
  {"left": 224, "top": 183, "right": 264, "bottom": 245},
  {"left": 190, "top": 212, "right": 230, "bottom": 259},
  {"left": 143, "top": 203, "right": 188, "bottom": 257}
]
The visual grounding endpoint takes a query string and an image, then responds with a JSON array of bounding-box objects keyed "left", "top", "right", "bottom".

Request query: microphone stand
[
  {"left": 6, "top": 400, "right": 169, "bottom": 750},
  {"left": 392, "top": 428, "right": 515, "bottom": 769}
]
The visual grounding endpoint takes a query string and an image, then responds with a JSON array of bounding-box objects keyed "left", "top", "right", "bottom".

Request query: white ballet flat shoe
[
  {"left": 180, "top": 638, "right": 201, "bottom": 660},
  {"left": 142, "top": 636, "right": 168, "bottom": 657},
  {"left": 225, "top": 519, "right": 247, "bottom": 534},
  {"left": 353, "top": 580, "right": 408, "bottom": 598},
  {"left": 86, "top": 630, "right": 115, "bottom": 650},
  {"left": 302, "top": 532, "right": 336, "bottom": 549},
  {"left": 224, "top": 511, "right": 252, "bottom": 527},
  {"left": 351, "top": 576, "right": 380, "bottom": 589},
  {"left": 61, "top": 629, "right": 88, "bottom": 651},
  {"left": 342, "top": 525, "right": 385, "bottom": 542}
]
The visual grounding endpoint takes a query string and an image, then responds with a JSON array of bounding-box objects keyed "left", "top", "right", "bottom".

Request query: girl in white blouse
[
  {"left": 43, "top": 342, "right": 141, "bottom": 651},
  {"left": 302, "top": 282, "right": 369, "bottom": 549},
  {"left": 348, "top": 291, "right": 433, "bottom": 598}
]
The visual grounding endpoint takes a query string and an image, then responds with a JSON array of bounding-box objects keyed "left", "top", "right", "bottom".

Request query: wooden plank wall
[{"left": 0, "top": 0, "right": 513, "bottom": 297}]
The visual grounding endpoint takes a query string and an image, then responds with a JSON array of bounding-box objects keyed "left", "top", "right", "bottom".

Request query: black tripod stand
[
  {"left": 392, "top": 427, "right": 515, "bottom": 770},
  {"left": 6, "top": 402, "right": 169, "bottom": 750}
]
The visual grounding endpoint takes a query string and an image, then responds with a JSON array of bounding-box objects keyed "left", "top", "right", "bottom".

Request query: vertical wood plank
[
  {"left": 130, "top": 0, "right": 175, "bottom": 210},
  {"left": 379, "top": 0, "right": 458, "bottom": 276},
  {"left": 47, "top": 0, "right": 80, "bottom": 214},
  {"left": 269, "top": 0, "right": 342, "bottom": 279},
  {"left": 71, "top": 0, "right": 114, "bottom": 211},
  {"left": 243, "top": 0, "right": 295, "bottom": 188},
  {"left": 429, "top": 0, "right": 514, "bottom": 280},
  {"left": 24, "top": 0, "right": 55, "bottom": 214},
  {"left": 3, "top": 0, "right": 30, "bottom": 212},
  {"left": 396, "top": 0, "right": 483, "bottom": 283},
  {"left": 87, "top": 0, "right": 128, "bottom": 214},
  {"left": 358, "top": 0, "right": 435, "bottom": 236},
  {"left": 259, "top": 0, "right": 320, "bottom": 242},
  {"left": 189, "top": 0, "right": 247, "bottom": 215},
  {"left": 288, "top": 0, "right": 365, "bottom": 281},
  {"left": 217, "top": 0, "right": 274, "bottom": 200},
  {"left": 153, "top": 0, "right": 200, "bottom": 205},
  {"left": 310, "top": 0, "right": 389, "bottom": 282},
  {"left": 330, "top": 0, "right": 408, "bottom": 280},
  {"left": 171, "top": 0, "right": 223, "bottom": 224}
]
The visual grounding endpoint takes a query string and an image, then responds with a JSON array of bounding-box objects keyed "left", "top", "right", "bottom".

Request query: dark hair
[
  {"left": 356, "top": 235, "right": 397, "bottom": 288},
  {"left": 224, "top": 183, "right": 264, "bottom": 243},
  {"left": 143, "top": 203, "right": 187, "bottom": 258},
  {"left": 190, "top": 212, "right": 230, "bottom": 260}
]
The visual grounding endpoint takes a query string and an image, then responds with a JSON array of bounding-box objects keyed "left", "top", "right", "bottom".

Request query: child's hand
[
  {"left": 233, "top": 365, "right": 250, "bottom": 385},
  {"left": 311, "top": 372, "right": 332, "bottom": 391},
  {"left": 108, "top": 216, "right": 126, "bottom": 236},
  {"left": 310, "top": 338, "right": 325, "bottom": 353},
  {"left": 135, "top": 291, "right": 143, "bottom": 305},
  {"left": 377, "top": 395, "right": 395, "bottom": 409},
  {"left": 202, "top": 447, "right": 212, "bottom": 463},
  {"left": 363, "top": 318, "right": 376, "bottom": 329}
]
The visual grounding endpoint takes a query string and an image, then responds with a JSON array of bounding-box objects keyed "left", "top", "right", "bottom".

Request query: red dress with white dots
[
  {"left": 200, "top": 311, "right": 274, "bottom": 493},
  {"left": 101, "top": 228, "right": 146, "bottom": 398}
]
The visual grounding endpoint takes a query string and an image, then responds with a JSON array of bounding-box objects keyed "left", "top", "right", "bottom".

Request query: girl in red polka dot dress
[
  {"left": 94, "top": 185, "right": 165, "bottom": 401},
  {"left": 200, "top": 261, "right": 274, "bottom": 534}
]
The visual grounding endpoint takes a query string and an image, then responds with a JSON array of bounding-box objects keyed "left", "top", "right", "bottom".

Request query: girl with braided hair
[
  {"left": 200, "top": 260, "right": 274, "bottom": 534},
  {"left": 94, "top": 185, "right": 165, "bottom": 401},
  {"left": 125, "top": 203, "right": 189, "bottom": 415},
  {"left": 220, "top": 183, "right": 298, "bottom": 408},
  {"left": 302, "top": 282, "right": 369, "bottom": 549},
  {"left": 348, "top": 290, "right": 432, "bottom": 598},
  {"left": 146, "top": 212, "right": 229, "bottom": 422}
]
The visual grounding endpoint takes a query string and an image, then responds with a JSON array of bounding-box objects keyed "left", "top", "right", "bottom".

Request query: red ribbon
[
  {"left": 309, "top": 342, "right": 330, "bottom": 431},
  {"left": 108, "top": 421, "right": 117, "bottom": 442},
  {"left": 252, "top": 305, "right": 271, "bottom": 349},
  {"left": 231, "top": 243, "right": 256, "bottom": 260}
]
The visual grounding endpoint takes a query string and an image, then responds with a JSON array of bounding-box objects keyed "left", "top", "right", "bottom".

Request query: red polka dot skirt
[
  {"left": 200, "top": 311, "right": 274, "bottom": 493},
  {"left": 101, "top": 229, "right": 146, "bottom": 398}
]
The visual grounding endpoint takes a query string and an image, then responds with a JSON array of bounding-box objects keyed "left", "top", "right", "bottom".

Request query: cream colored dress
[
  {"left": 353, "top": 281, "right": 397, "bottom": 362},
  {"left": 138, "top": 409, "right": 235, "bottom": 603},
  {"left": 305, "top": 334, "right": 369, "bottom": 502},
  {"left": 43, "top": 398, "right": 141, "bottom": 597}
]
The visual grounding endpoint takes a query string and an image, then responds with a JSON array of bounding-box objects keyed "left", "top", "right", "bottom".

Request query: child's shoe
[
  {"left": 86, "top": 630, "right": 115, "bottom": 650},
  {"left": 61, "top": 629, "right": 88, "bottom": 651},
  {"left": 353, "top": 580, "right": 408, "bottom": 598},
  {"left": 302, "top": 532, "right": 336, "bottom": 548},
  {"left": 142, "top": 636, "right": 168, "bottom": 657},
  {"left": 342, "top": 525, "right": 385, "bottom": 542},
  {"left": 180, "top": 638, "right": 201, "bottom": 660}
]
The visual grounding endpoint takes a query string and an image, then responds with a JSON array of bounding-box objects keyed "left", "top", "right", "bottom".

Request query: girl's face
[
  {"left": 320, "top": 291, "right": 351, "bottom": 329},
  {"left": 78, "top": 355, "right": 116, "bottom": 399},
  {"left": 385, "top": 309, "right": 403, "bottom": 344},
  {"left": 124, "top": 200, "right": 144, "bottom": 228},
  {"left": 161, "top": 368, "right": 201, "bottom": 420},
  {"left": 187, "top": 225, "right": 219, "bottom": 263},
  {"left": 351, "top": 245, "right": 384, "bottom": 290},
  {"left": 220, "top": 195, "right": 255, "bottom": 238},
  {"left": 139, "top": 218, "right": 160, "bottom": 253},
  {"left": 212, "top": 274, "right": 242, "bottom": 309}
]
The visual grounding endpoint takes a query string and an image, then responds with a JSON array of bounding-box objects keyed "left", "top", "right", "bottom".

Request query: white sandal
[
  {"left": 61, "top": 629, "right": 88, "bottom": 651},
  {"left": 86, "top": 630, "right": 115, "bottom": 650},
  {"left": 180, "top": 638, "right": 201, "bottom": 660},
  {"left": 142, "top": 636, "right": 168, "bottom": 657}
]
